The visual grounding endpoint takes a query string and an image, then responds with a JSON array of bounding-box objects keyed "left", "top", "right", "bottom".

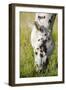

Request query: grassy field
[{"left": 20, "top": 12, "right": 58, "bottom": 77}]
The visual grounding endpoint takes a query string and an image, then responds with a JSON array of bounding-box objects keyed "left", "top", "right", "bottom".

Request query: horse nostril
[{"left": 40, "top": 53, "right": 43, "bottom": 57}]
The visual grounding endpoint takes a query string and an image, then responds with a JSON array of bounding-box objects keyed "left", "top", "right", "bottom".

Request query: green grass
[{"left": 20, "top": 12, "right": 58, "bottom": 77}]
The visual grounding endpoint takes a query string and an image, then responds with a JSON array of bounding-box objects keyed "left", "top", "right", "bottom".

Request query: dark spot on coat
[
  {"left": 51, "top": 16, "right": 53, "bottom": 19},
  {"left": 43, "top": 40, "right": 47, "bottom": 43},
  {"left": 37, "top": 48, "right": 39, "bottom": 50},
  {"left": 40, "top": 45, "right": 42, "bottom": 49},
  {"left": 40, "top": 26, "right": 44, "bottom": 32},
  {"left": 35, "top": 52, "right": 38, "bottom": 55},
  {"left": 43, "top": 45, "right": 47, "bottom": 53},
  {"left": 44, "top": 16, "right": 45, "bottom": 18},
  {"left": 48, "top": 37, "right": 50, "bottom": 40},
  {"left": 42, "top": 42, "right": 47, "bottom": 53},
  {"left": 40, "top": 53, "right": 43, "bottom": 57},
  {"left": 40, "top": 49, "right": 43, "bottom": 52},
  {"left": 49, "top": 19, "right": 52, "bottom": 23},
  {"left": 40, "top": 28, "right": 43, "bottom": 32},
  {"left": 38, "top": 39, "right": 40, "bottom": 41},
  {"left": 38, "top": 16, "right": 41, "bottom": 19},
  {"left": 45, "top": 33, "right": 47, "bottom": 36},
  {"left": 41, "top": 38, "right": 43, "bottom": 40}
]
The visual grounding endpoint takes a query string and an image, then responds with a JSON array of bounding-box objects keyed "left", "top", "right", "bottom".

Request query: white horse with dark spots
[{"left": 31, "top": 13, "right": 56, "bottom": 72}]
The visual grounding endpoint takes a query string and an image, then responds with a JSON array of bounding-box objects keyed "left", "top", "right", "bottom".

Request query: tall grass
[{"left": 20, "top": 12, "right": 58, "bottom": 77}]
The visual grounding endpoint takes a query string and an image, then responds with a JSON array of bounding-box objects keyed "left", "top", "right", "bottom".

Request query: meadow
[{"left": 20, "top": 12, "right": 58, "bottom": 77}]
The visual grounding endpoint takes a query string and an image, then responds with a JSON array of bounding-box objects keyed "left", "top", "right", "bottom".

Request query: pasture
[{"left": 20, "top": 12, "right": 58, "bottom": 77}]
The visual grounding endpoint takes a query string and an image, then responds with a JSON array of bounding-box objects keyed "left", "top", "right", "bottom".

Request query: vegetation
[{"left": 20, "top": 12, "right": 58, "bottom": 77}]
